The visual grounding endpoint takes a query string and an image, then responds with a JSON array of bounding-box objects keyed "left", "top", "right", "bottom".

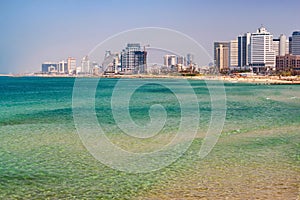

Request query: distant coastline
[
  {"left": 1, "top": 73, "right": 300, "bottom": 85},
  {"left": 0, "top": 74, "right": 13, "bottom": 77}
]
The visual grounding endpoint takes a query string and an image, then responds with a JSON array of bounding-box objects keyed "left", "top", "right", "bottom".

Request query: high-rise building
[
  {"left": 238, "top": 32, "right": 251, "bottom": 67},
  {"left": 81, "top": 55, "right": 90, "bottom": 74},
  {"left": 291, "top": 31, "right": 300, "bottom": 55},
  {"left": 67, "top": 57, "right": 76, "bottom": 74},
  {"left": 177, "top": 56, "right": 185, "bottom": 66},
  {"left": 58, "top": 60, "right": 68, "bottom": 74},
  {"left": 176, "top": 56, "right": 185, "bottom": 71},
  {"left": 121, "top": 43, "right": 147, "bottom": 74},
  {"left": 289, "top": 37, "right": 293, "bottom": 54},
  {"left": 164, "top": 55, "right": 177, "bottom": 67},
  {"left": 279, "top": 34, "right": 288, "bottom": 56},
  {"left": 214, "top": 42, "right": 229, "bottom": 71},
  {"left": 186, "top": 53, "right": 194, "bottom": 65},
  {"left": 274, "top": 34, "right": 289, "bottom": 56},
  {"left": 134, "top": 51, "right": 147, "bottom": 73},
  {"left": 286, "top": 39, "right": 290, "bottom": 55},
  {"left": 273, "top": 38, "right": 280, "bottom": 56},
  {"left": 214, "top": 42, "right": 227, "bottom": 64},
  {"left": 250, "top": 26, "right": 276, "bottom": 71},
  {"left": 229, "top": 39, "right": 238, "bottom": 67}
]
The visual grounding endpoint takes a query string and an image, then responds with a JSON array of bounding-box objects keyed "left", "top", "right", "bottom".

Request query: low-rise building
[
  {"left": 41, "top": 62, "right": 58, "bottom": 73},
  {"left": 276, "top": 54, "right": 300, "bottom": 75}
]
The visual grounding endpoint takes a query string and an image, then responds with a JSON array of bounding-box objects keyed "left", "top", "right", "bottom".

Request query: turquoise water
[{"left": 0, "top": 77, "right": 299, "bottom": 199}]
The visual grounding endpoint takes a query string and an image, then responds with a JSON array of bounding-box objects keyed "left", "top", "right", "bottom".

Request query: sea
[{"left": 0, "top": 76, "right": 299, "bottom": 199}]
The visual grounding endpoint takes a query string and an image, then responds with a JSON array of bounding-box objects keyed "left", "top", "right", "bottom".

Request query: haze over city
[{"left": 0, "top": 0, "right": 299, "bottom": 74}]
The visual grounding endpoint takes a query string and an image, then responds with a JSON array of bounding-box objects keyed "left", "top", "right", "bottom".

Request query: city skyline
[
  {"left": 1, "top": 0, "right": 300, "bottom": 74},
  {"left": 39, "top": 43, "right": 198, "bottom": 75},
  {"left": 213, "top": 27, "right": 300, "bottom": 75}
]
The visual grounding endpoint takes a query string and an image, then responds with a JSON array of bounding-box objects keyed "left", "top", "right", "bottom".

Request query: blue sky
[{"left": 0, "top": 0, "right": 299, "bottom": 73}]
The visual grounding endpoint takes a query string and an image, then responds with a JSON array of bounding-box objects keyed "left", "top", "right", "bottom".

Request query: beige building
[
  {"left": 276, "top": 54, "right": 300, "bottom": 75},
  {"left": 67, "top": 57, "right": 76, "bottom": 74},
  {"left": 214, "top": 42, "right": 229, "bottom": 71}
]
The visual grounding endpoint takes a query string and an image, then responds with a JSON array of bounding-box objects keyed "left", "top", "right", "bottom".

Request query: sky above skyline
[{"left": 0, "top": 0, "right": 300, "bottom": 74}]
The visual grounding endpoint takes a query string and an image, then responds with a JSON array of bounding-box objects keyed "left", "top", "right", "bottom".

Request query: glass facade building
[
  {"left": 41, "top": 62, "right": 58, "bottom": 73},
  {"left": 121, "top": 43, "right": 147, "bottom": 74},
  {"left": 292, "top": 31, "right": 300, "bottom": 55}
]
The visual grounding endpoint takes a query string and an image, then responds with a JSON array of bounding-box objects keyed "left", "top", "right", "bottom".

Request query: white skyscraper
[
  {"left": 286, "top": 39, "right": 289, "bottom": 55},
  {"left": 164, "top": 55, "right": 176, "bottom": 67},
  {"left": 279, "top": 34, "right": 287, "bottom": 56},
  {"left": 250, "top": 26, "right": 276, "bottom": 71},
  {"left": 229, "top": 39, "right": 238, "bottom": 67},
  {"left": 58, "top": 60, "right": 68, "bottom": 74},
  {"left": 273, "top": 34, "right": 289, "bottom": 56}
]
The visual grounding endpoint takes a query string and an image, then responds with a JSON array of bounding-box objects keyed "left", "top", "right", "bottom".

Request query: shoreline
[{"left": 1, "top": 73, "right": 300, "bottom": 85}]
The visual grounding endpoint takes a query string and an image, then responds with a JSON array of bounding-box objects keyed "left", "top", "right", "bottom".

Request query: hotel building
[{"left": 249, "top": 26, "right": 276, "bottom": 72}]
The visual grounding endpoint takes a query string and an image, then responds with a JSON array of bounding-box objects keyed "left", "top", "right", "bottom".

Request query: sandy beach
[
  {"left": 198, "top": 75, "right": 300, "bottom": 85},
  {"left": 7, "top": 73, "right": 300, "bottom": 85}
]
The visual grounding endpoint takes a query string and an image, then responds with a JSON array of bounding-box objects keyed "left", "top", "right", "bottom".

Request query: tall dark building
[
  {"left": 291, "top": 31, "right": 300, "bottom": 55},
  {"left": 289, "top": 36, "right": 293, "bottom": 54},
  {"left": 186, "top": 53, "right": 194, "bottom": 65},
  {"left": 133, "top": 51, "right": 147, "bottom": 73},
  {"left": 237, "top": 33, "right": 251, "bottom": 67},
  {"left": 121, "top": 43, "right": 147, "bottom": 74}
]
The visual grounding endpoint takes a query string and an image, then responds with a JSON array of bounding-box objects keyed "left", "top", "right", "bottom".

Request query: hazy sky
[{"left": 0, "top": 0, "right": 299, "bottom": 74}]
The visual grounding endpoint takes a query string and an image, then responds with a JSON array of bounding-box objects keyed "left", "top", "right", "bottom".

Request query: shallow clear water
[{"left": 0, "top": 77, "right": 299, "bottom": 199}]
